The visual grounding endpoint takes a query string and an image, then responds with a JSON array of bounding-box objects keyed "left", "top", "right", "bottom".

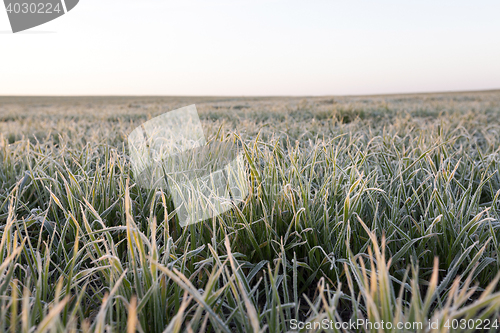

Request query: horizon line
[{"left": 1, "top": 88, "right": 499, "bottom": 99}]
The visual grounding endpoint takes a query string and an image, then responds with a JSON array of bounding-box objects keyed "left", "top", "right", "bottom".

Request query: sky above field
[{"left": 1, "top": 0, "right": 500, "bottom": 96}]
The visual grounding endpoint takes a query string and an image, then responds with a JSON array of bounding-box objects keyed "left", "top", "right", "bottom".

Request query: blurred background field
[
  {"left": 2, "top": 90, "right": 500, "bottom": 143},
  {"left": 1, "top": 91, "right": 500, "bottom": 332}
]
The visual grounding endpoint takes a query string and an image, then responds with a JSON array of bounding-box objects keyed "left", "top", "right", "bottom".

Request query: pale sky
[{"left": 1, "top": 0, "right": 499, "bottom": 96}]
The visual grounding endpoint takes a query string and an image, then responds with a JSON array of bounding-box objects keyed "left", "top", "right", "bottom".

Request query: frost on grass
[{"left": 0, "top": 92, "right": 500, "bottom": 332}]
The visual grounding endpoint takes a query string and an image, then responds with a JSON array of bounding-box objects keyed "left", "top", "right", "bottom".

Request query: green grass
[{"left": 1, "top": 92, "right": 500, "bottom": 332}]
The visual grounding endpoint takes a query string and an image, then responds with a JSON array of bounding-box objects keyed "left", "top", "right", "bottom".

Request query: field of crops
[{"left": 1, "top": 92, "right": 500, "bottom": 332}]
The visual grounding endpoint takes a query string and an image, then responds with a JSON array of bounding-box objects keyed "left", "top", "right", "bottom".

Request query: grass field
[{"left": 1, "top": 91, "right": 500, "bottom": 332}]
